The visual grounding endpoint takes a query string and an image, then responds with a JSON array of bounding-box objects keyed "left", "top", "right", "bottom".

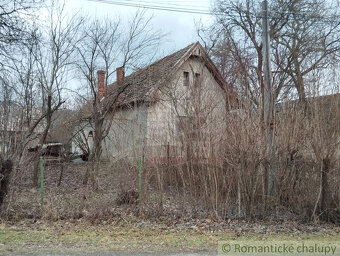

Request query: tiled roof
[{"left": 102, "top": 43, "right": 196, "bottom": 108}]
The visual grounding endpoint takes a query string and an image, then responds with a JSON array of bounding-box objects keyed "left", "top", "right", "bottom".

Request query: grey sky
[
  {"left": 56, "top": 0, "right": 216, "bottom": 106},
  {"left": 65, "top": 0, "right": 214, "bottom": 54}
]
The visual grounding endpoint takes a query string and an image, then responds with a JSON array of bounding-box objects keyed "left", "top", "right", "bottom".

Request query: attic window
[
  {"left": 194, "top": 73, "right": 200, "bottom": 86},
  {"left": 183, "top": 71, "right": 189, "bottom": 86}
]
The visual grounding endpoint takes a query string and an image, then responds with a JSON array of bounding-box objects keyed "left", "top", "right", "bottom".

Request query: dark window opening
[
  {"left": 194, "top": 73, "right": 201, "bottom": 87},
  {"left": 183, "top": 71, "right": 189, "bottom": 86}
]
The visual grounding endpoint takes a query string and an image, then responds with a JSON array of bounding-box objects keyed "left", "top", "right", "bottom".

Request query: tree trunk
[
  {"left": 83, "top": 114, "right": 103, "bottom": 191},
  {"left": 292, "top": 52, "right": 310, "bottom": 115},
  {"left": 32, "top": 95, "right": 52, "bottom": 187}
]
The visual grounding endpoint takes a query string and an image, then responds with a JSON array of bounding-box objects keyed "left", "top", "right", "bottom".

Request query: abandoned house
[{"left": 72, "top": 42, "right": 238, "bottom": 162}]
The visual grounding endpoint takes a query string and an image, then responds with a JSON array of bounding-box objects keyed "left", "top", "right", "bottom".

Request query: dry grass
[
  {"left": 0, "top": 220, "right": 339, "bottom": 255},
  {"left": 1, "top": 160, "right": 339, "bottom": 254}
]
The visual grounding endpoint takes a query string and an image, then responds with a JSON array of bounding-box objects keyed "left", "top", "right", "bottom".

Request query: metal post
[{"left": 39, "top": 156, "right": 44, "bottom": 204}]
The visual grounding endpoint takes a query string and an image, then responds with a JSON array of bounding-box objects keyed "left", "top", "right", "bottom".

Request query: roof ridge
[
  {"left": 172, "top": 42, "right": 199, "bottom": 69},
  {"left": 109, "top": 42, "right": 197, "bottom": 85},
  {"left": 103, "top": 42, "right": 205, "bottom": 108},
  {"left": 151, "top": 42, "right": 198, "bottom": 67}
]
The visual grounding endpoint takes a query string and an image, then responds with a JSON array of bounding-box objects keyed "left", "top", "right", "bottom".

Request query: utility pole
[{"left": 262, "top": 0, "right": 276, "bottom": 197}]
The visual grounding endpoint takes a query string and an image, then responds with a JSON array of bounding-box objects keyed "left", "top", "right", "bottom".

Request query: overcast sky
[
  {"left": 65, "top": 0, "right": 214, "bottom": 55},
  {"left": 56, "top": 0, "right": 215, "bottom": 106}
]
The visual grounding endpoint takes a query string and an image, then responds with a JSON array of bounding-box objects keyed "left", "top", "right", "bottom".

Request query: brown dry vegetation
[
  {"left": 1, "top": 95, "right": 340, "bottom": 226},
  {"left": 2, "top": 138, "right": 339, "bottom": 226},
  {"left": 1, "top": 88, "right": 339, "bottom": 227}
]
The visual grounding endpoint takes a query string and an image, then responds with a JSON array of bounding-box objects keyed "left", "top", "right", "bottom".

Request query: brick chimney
[
  {"left": 97, "top": 70, "right": 105, "bottom": 99},
  {"left": 116, "top": 66, "right": 125, "bottom": 86}
]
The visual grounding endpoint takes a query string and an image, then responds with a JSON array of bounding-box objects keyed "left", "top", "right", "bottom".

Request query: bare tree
[
  {"left": 28, "top": 2, "right": 83, "bottom": 186},
  {"left": 197, "top": 0, "right": 340, "bottom": 204},
  {"left": 75, "top": 11, "right": 163, "bottom": 190},
  {"left": 0, "top": 0, "right": 43, "bottom": 207},
  {"left": 273, "top": 0, "right": 340, "bottom": 106},
  {"left": 200, "top": 0, "right": 340, "bottom": 105},
  {"left": 1, "top": 1, "right": 84, "bottom": 186},
  {"left": 0, "top": 0, "right": 42, "bottom": 60}
]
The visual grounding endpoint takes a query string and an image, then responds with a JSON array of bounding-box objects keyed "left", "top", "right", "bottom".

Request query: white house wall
[
  {"left": 72, "top": 105, "right": 147, "bottom": 161},
  {"left": 71, "top": 119, "right": 94, "bottom": 156},
  {"left": 146, "top": 56, "right": 227, "bottom": 158},
  {"left": 73, "top": 57, "right": 227, "bottom": 161},
  {"left": 102, "top": 104, "right": 148, "bottom": 160}
]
